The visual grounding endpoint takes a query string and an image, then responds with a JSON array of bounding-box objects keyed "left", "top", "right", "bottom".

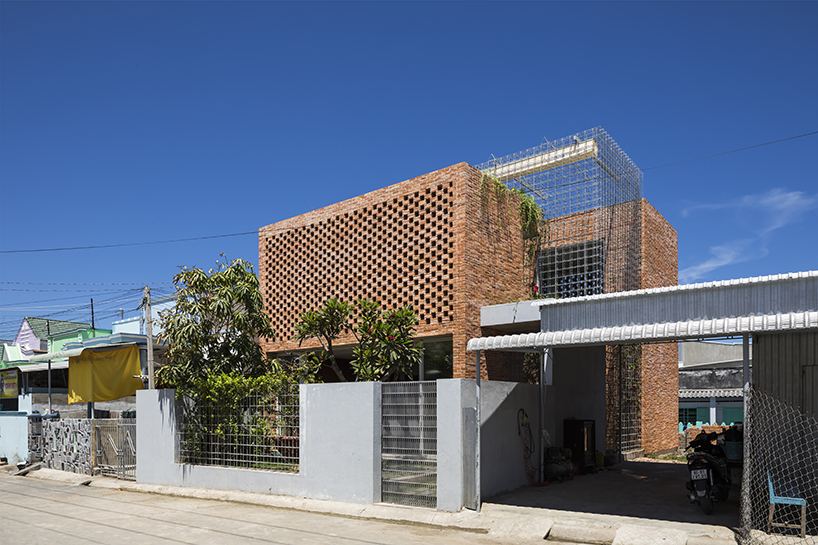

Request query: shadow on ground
[{"left": 488, "top": 459, "right": 740, "bottom": 529}]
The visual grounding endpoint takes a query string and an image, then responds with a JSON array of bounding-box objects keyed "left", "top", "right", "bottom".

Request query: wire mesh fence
[
  {"left": 94, "top": 419, "right": 136, "bottom": 481},
  {"left": 741, "top": 386, "right": 817, "bottom": 544},
  {"left": 177, "top": 385, "right": 300, "bottom": 473},
  {"left": 381, "top": 381, "right": 437, "bottom": 509}
]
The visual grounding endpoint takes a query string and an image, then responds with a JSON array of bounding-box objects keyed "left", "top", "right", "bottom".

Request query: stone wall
[{"left": 42, "top": 418, "right": 93, "bottom": 475}]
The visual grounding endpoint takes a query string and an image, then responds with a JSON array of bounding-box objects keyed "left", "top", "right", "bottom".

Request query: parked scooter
[{"left": 685, "top": 430, "right": 732, "bottom": 514}]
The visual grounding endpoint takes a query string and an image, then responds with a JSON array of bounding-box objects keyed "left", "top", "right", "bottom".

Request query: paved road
[{"left": 0, "top": 474, "right": 528, "bottom": 545}]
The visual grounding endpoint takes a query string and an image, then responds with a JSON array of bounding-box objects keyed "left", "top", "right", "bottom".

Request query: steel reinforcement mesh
[
  {"left": 381, "top": 381, "right": 437, "bottom": 509},
  {"left": 740, "top": 387, "right": 818, "bottom": 544},
  {"left": 605, "top": 345, "right": 643, "bottom": 457},
  {"left": 477, "top": 127, "right": 643, "bottom": 298}
]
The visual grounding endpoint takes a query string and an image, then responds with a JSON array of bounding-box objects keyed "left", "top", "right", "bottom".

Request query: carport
[{"left": 467, "top": 271, "right": 818, "bottom": 541}]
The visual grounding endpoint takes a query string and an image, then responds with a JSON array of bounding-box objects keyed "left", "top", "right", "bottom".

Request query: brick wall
[
  {"left": 639, "top": 199, "right": 679, "bottom": 454},
  {"left": 258, "top": 162, "right": 529, "bottom": 379}
]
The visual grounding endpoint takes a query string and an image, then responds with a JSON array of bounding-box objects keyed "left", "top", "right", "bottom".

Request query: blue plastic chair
[{"left": 767, "top": 472, "right": 806, "bottom": 539}]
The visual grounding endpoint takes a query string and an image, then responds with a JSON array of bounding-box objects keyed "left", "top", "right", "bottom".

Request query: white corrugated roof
[
  {"left": 7, "top": 360, "right": 70, "bottom": 373},
  {"left": 467, "top": 311, "right": 818, "bottom": 351},
  {"left": 679, "top": 388, "right": 743, "bottom": 399},
  {"left": 532, "top": 270, "right": 818, "bottom": 307}
]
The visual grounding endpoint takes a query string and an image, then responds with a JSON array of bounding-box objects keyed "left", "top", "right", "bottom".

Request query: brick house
[{"left": 258, "top": 130, "right": 679, "bottom": 454}]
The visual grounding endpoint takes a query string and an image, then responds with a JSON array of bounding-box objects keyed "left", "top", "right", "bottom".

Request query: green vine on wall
[{"left": 480, "top": 171, "right": 546, "bottom": 298}]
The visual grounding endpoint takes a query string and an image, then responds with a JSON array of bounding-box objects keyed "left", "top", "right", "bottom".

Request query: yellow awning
[{"left": 68, "top": 345, "right": 143, "bottom": 404}]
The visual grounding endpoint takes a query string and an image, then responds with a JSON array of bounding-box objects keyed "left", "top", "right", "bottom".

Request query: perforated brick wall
[{"left": 258, "top": 163, "right": 529, "bottom": 377}]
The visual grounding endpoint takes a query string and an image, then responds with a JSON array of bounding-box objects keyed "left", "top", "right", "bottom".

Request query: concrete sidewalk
[{"left": 17, "top": 466, "right": 737, "bottom": 545}]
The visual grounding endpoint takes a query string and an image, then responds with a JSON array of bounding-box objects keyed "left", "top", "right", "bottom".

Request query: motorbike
[{"left": 685, "top": 430, "right": 732, "bottom": 514}]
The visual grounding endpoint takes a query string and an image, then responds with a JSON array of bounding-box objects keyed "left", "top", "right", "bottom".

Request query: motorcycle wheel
[
  {"left": 716, "top": 485, "right": 729, "bottom": 502},
  {"left": 699, "top": 494, "right": 713, "bottom": 515}
]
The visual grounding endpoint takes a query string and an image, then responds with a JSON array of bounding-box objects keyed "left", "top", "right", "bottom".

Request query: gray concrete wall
[
  {"left": 480, "top": 381, "right": 540, "bottom": 499},
  {"left": 436, "top": 379, "right": 476, "bottom": 511},
  {"left": 137, "top": 382, "right": 382, "bottom": 505},
  {"left": 680, "top": 340, "right": 750, "bottom": 367},
  {"left": 137, "top": 379, "right": 553, "bottom": 510},
  {"left": 552, "top": 346, "right": 607, "bottom": 453},
  {"left": 0, "top": 412, "right": 28, "bottom": 464}
]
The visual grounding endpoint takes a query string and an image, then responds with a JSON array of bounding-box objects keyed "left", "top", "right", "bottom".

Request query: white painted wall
[{"left": 0, "top": 412, "right": 29, "bottom": 464}]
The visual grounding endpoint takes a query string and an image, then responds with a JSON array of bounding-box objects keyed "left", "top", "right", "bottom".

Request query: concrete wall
[
  {"left": 137, "top": 379, "right": 559, "bottom": 510},
  {"left": 680, "top": 340, "right": 749, "bottom": 367},
  {"left": 137, "top": 382, "right": 383, "bottom": 505},
  {"left": 0, "top": 412, "right": 29, "bottom": 464},
  {"left": 437, "top": 379, "right": 476, "bottom": 511},
  {"left": 480, "top": 381, "right": 540, "bottom": 499}
]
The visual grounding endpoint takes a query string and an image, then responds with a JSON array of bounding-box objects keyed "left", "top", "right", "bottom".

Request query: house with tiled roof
[{"left": 12, "top": 317, "right": 91, "bottom": 361}]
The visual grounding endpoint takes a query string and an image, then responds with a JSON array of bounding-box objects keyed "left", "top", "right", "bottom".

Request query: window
[
  {"left": 537, "top": 239, "right": 604, "bottom": 298},
  {"left": 679, "top": 407, "right": 698, "bottom": 424}
]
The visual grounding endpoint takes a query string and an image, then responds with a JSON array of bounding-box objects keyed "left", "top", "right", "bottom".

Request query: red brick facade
[
  {"left": 258, "top": 162, "right": 528, "bottom": 378},
  {"left": 258, "top": 164, "right": 679, "bottom": 453},
  {"left": 639, "top": 199, "right": 679, "bottom": 453}
]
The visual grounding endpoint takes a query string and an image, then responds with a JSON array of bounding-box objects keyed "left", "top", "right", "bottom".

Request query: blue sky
[{"left": 1, "top": 1, "right": 816, "bottom": 338}]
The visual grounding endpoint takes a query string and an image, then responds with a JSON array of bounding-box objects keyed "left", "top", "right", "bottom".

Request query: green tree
[
  {"left": 292, "top": 297, "right": 351, "bottom": 381},
  {"left": 350, "top": 299, "right": 422, "bottom": 381},
  {"left": 156, "top": 255, "right": 275, "bottom": 389},
  {"left": 293, "top": 298, "right": 423, "bottom": 382}
]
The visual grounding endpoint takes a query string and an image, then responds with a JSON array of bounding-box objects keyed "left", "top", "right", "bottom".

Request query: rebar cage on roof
[{"left": 477, "top": 127, "right": 644, "bottom": 297}]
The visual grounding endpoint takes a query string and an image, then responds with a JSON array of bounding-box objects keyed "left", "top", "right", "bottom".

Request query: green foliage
[
  {"left": 480, "top": 171, "right": 546, "bottom": 299},
  {"left": 292, "top": 298, "right": 424, "bottom": 382},
  {"left": 350, "top": 299, "right": 423, "bottom": 381},
  {"left": 156, "top": 255, "right": 276, "bottom": 389},
  {"left": 292, "top": 297, "right": 352, "bottom": 381},
  {"left": 178, "top": 372, "right": 304, "bottom": 470}
]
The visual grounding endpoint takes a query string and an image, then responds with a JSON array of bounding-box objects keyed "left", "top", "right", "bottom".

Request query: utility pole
[
  {"left": 47, "top": 320, "right": 52, "bottom": 414},
  {"left": 91, "top": 298, "right": 95, "bottom": 330},
  {"left": 142, "top": 286, "right": 155, "bottom": 389}
]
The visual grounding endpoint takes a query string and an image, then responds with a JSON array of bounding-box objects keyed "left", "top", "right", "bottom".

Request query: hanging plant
[{"left": 480, "top": 171, "right": 546, "bottom": 299}]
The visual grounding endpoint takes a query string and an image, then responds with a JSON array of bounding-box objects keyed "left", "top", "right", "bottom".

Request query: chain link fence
[
  {"left": 177, "top": 385, "right": 300, "bottom": 473},
  {"left": 741, "top": 386, "right": 817, "bottom": 543}
]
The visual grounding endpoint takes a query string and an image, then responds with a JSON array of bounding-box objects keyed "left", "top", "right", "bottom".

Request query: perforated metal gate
[{"left": 381, "top": 381, "right": 437, "bottom": 509}]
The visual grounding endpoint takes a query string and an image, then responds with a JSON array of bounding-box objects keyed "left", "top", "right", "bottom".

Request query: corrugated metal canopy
[
  {"left": 467, "top": 311, "right": 818, "bottom": 351},
  {"left": 679, "top": 388, "right": 743, "bottom": 399},
  {"left": 8, "top": 360, "right": 70, "bottom": 373},
  {"left": 28, "top": 347, "right": 85, "bottom": 362}
]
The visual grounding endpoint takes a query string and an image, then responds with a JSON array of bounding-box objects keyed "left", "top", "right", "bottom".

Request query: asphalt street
[{"left": 0, "top": 474, "right": 535, "bottom": 545}]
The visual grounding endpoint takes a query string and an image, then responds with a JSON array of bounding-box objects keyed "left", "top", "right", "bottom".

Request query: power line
[
  {"left": 1, "top": 281, "right": 173, "bottom": 286},
  {"left": 0, "top": 288, "right": 146, "bottom": 292},
  {"left": 643, "top": 131, "right": 817, "bottom": 171},
  {"left": 0, "top": 230, "right": 257, "bottom": 254},
  {"left": 2, "top": 131, "right": 815, "bottom": 256}
]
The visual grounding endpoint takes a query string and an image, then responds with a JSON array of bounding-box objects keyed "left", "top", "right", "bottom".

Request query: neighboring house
[
  {"left": 259, "top": 128, "right": 679, "bottom": 456},
  {"left": 11, "top": 317, "right": 91, "bottom": 361},
  {"left": 111, "top": 294, "right": 175, "bottom": 336},
  {"left": 678, "top": 340, "right": 750, "bottom": 426}
]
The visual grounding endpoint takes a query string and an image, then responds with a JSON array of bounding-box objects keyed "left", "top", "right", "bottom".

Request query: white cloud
[
  {"left": 679, "top": 239, "right": 760, "bottom": 284},
  {"left": 679, "top": 188, "right": 818, "bottom": 283}
]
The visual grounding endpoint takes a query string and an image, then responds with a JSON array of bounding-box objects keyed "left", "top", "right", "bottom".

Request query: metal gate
[
  {"left": 94, "top": 419, "right": 137, "bottom": 480},
  {"left": 381, "top": 381, "right": 437, "bottom": 509}
]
